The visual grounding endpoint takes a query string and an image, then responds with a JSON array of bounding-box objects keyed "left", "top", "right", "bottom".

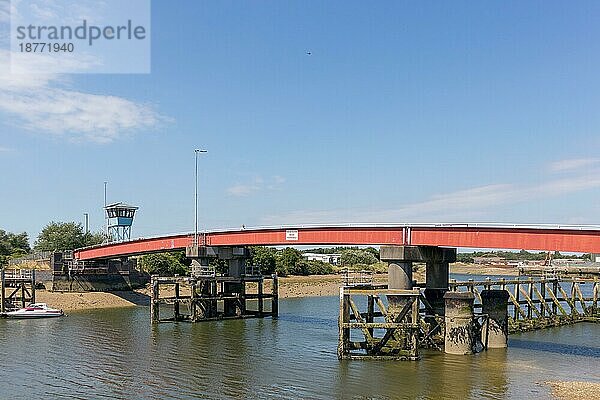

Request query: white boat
[{"left": 5, "top": 303, "right": 64, "bottom": 319}]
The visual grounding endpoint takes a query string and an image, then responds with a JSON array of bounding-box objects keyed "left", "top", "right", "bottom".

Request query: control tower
[{"left": 105, "top": 202, "right": 138, "bottom": 242}]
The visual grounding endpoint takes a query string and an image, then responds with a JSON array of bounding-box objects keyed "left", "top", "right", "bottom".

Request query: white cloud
[
  {"left": 227, "top": 176, "right": 286, "bottom": 197},
  {"left": 0, "top": 146, "right": 13, "bottom": 152},
  {"left": 549, "top": 158, "right": 600, "bottom": 172},
  {"left": 0, "top": 0, "right": 13, "bottom": 23},
  {"left": 261, "top": 167, "right": 600, "bottom": 225},
  {"left": 0, "top": 51, "right": 165, "bottom": 143}
]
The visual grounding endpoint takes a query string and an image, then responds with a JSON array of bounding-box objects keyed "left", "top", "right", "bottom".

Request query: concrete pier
[
  {"left": 444, "top": 291, "right": 475, "bottom": 355},
  {"left": 381, "top": 245, "right": 456, "bottom": 316},
  {"left": 380, "top": 246, "right": 418, "bottom": 290},
  {"left": 422, "top": 246, "right": 456, "bottom": 316},
  {"left": 481, "top": 290, "right": 509, "bottom": 348},
  {"left": 380, "top": 246, "right": 419, "bottom": 315}
]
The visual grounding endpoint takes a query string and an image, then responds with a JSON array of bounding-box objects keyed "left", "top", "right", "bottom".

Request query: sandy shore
[
  {"left": 546, "top": 381, "right": 600, "bottom": 399},
  {"left": 450, "top": 262, "right": 519, "bottom": 276},
  {"left": 35, "top": 290, "right": 140, "bottom": 311}
]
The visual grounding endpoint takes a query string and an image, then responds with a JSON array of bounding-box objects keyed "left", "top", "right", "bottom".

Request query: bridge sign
[{"left": 285, "top": 230, "right": 299, "bottom": 241}]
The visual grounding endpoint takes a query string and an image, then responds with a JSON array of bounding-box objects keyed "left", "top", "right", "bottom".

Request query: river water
[{"left": 1, "top": 295, "right": 599, "bottom": 399}]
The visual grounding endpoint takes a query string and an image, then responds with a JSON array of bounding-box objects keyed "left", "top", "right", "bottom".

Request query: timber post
[
  {"left": 174, "top": 280, "right": 180, "bottom": 321},
  {"left": 0, "top": 269, "right": 5, "bottom": 313},
  {"left": 239, "top": 276, "right": 246, "bottom": 315},
  {"left": 258, "top": 279, "right": 264, "bottom": 316},
  {"left": 151, "top": 275, "right": 159, "bottom": 324},
  {"left": 189, "top": 280, "right": 197, "bottom": 322},
  {"left": 31, "top": 269, "right": 36, "bottom": 304},
  {"left": 337, "top": 287, "right": 349, "bottom": 359},
  {"left": 271, "top": 273, "right": 279, "bottom": 318}
]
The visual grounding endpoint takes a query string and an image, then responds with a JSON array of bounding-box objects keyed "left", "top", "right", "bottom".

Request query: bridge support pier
[
  {"left": 152, "top": 245, "right": 277, "bottom": 323},
  {"left": 380, "top": 245, "right": 456, "bottom": 316},
  {"left": 444, "top": 291, "right": 476, "bottom": 355},
  {"left": 422, "top": 246, "right": 456, "bottom": 317},
  {"left": 481, "top": 290, "right": 509, "bottom": 348},
  {"left": 380, "top": 246, "right": 417, "bottom": 317}
]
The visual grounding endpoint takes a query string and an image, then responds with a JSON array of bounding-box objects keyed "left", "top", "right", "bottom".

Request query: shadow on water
[
  {"left": 276, "top": 313, "right": 337, "bottom": 327},
  {"left": 509, "top": 339, "right": 600, "bottom": 358},
  {"left": 112, "top": 290, "right": 151, "bottom": 306}
]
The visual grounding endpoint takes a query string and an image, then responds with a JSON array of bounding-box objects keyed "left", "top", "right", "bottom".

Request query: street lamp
[
  {"left": 104, "top": 181, "right": 108, "bottom": 238},
  {"left": 194, "top": 149, "right": 207, "bottom": 246},
  {"left": 83, "top": 213, "right": 89, "bottom": 235}
]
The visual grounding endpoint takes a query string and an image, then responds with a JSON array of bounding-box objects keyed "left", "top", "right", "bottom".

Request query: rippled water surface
[{"left": 1, "top": 295, "right": 599, "bottom": 399}]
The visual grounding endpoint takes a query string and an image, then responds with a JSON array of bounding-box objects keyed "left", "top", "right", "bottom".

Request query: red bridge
[{"left": 73, "top": 223, "right": 600, "bottom": 260}]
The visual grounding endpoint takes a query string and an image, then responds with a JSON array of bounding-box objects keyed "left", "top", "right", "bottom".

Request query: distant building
[{"left": 303, "top": 253, "right": 341, "bottom": 265}]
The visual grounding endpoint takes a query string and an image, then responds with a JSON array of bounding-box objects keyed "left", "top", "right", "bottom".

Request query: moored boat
[{"left": 5, "top": 303, "right": 64, "bottom": 319}]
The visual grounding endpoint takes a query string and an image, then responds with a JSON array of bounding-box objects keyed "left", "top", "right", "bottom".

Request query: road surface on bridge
[{"left": 73, "top": 223, "right": 600, "bottom": 261}]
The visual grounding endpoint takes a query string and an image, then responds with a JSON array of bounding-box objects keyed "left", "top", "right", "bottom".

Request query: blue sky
[{"left": 1, "top": 1, "right": 600, "bottom": 242}]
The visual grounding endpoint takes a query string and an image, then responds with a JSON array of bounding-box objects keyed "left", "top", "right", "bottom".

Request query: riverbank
[{"left": 25, "top": 263, "right": 520, "bottom": 311}]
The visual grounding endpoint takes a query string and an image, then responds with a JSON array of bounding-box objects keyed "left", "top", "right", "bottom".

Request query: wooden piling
[
  {"left": 0, "top": 269, "right": 5, "bottom": 313},
  {"left": 367, "top": 294, "right": 374, "bottom": 338},
  {"left": 540, "top": 280, "right": 546, "bottom": 317},
  {"left": 271, "top": 273, "right": 278, "bottom": 318},
  {"left": 514, "top": 280, "right": 520, "bottom": 320},
  {"left": 240, "top": 277, "right": 246, "bottom": 315},
  {"left": 31, "top": 269, "right": 36, "bottom": 304},
  {"left": 527, "top": 278, "right": 533, "bottom": 319},
  {"left": 337, "top": 287, "right": 347, "bottom": 359},
  {"left": 258, "top": 280, "right": 264, "bottom": 316},
  {"left": 594, "top": 277, "right": 598, "bottom": 314},
  {"left": 189, "top": 281, "right": 197, "bottom": 322},
  {"left": 20, "top": 281, "right": 25, "bottom": 308},
  {"left": 151, "top": 276, "right": 159, "bottom": 323},
  {"left": 552, "top": 280, "right": 558, "bottom": 315},
  {"left": 174, "top": 281, "right": 180, "bottom": 321}
]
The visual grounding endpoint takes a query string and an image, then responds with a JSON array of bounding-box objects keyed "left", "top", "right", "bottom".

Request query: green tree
[
  {"left": 295, "top": 259, "right": 334, "bottom": 275},
  {"left": 340, "top": 249, "right": 378, "bottom": 266},
  {"left": 249, "top": 246, "right": 278, "bottom": 274},
  {"left": 34, "top": 221, "right": 104, "bottom": 251},
  {"left": 138, "top": 251, "right": 190, "bottom": 276},
  {"left": 363, "top": 247, "right": 380, "bottom": 260},
  {"left": 0, "top": 229, "right": 31, "bottom": 267},
  {"left": 276, "top": 247, "right": 302, "bottom": 276}
]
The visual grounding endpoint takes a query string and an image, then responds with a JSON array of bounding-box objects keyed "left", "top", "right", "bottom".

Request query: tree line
[
  {"left": 456, "top": 249, "right": 591, "bottom": 263},
  {"left": 0, "top": 222, "right": 105, "bottom": 267},
  {"left": 138, "top": 246, "right": 385, "bottom": 277}
]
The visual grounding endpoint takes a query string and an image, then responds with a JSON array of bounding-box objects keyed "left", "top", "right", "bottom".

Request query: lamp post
[
  {"left": 194, "top": 149, "right": 207, "bottom": 246},
  {"left": 104, "top": 181, "right": 108, "bottom": 239},
  {"left": 83, "top": 213, "right": 89, "bottom": 235}
]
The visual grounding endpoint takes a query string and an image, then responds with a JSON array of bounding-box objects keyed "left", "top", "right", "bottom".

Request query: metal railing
[
  {"left": 342, "top": 268, "right": 373, "bottom": 287},
  {"left": 2, "top": 269, "right": 33, "bottom": 280},
  {"left": 244, "top": 264, "right": 262, "bottom": 276},
  {"left": 191, "top": 265, "right": 216, "bottom": 278}
]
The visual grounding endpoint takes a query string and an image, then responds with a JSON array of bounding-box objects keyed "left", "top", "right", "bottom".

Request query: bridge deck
[{"left": 73, "top": 224, "right": 600, "bottom": 261}]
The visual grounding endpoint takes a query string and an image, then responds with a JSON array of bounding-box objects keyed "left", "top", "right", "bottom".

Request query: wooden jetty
[
  {"left": 150, "top": 273, "right": 278, "bottom": 323},
  {"left": 449, "top": 277, "right": 600, "bottom": 332},
  {"left": 1, "top": 269, "right": 36, "bottom": 314},
  {"left": 338, "top": 275, "right": 600, "bottom": 360},
  {"left": 338, "top": 285, "right": 421, "bottom": 360}
]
